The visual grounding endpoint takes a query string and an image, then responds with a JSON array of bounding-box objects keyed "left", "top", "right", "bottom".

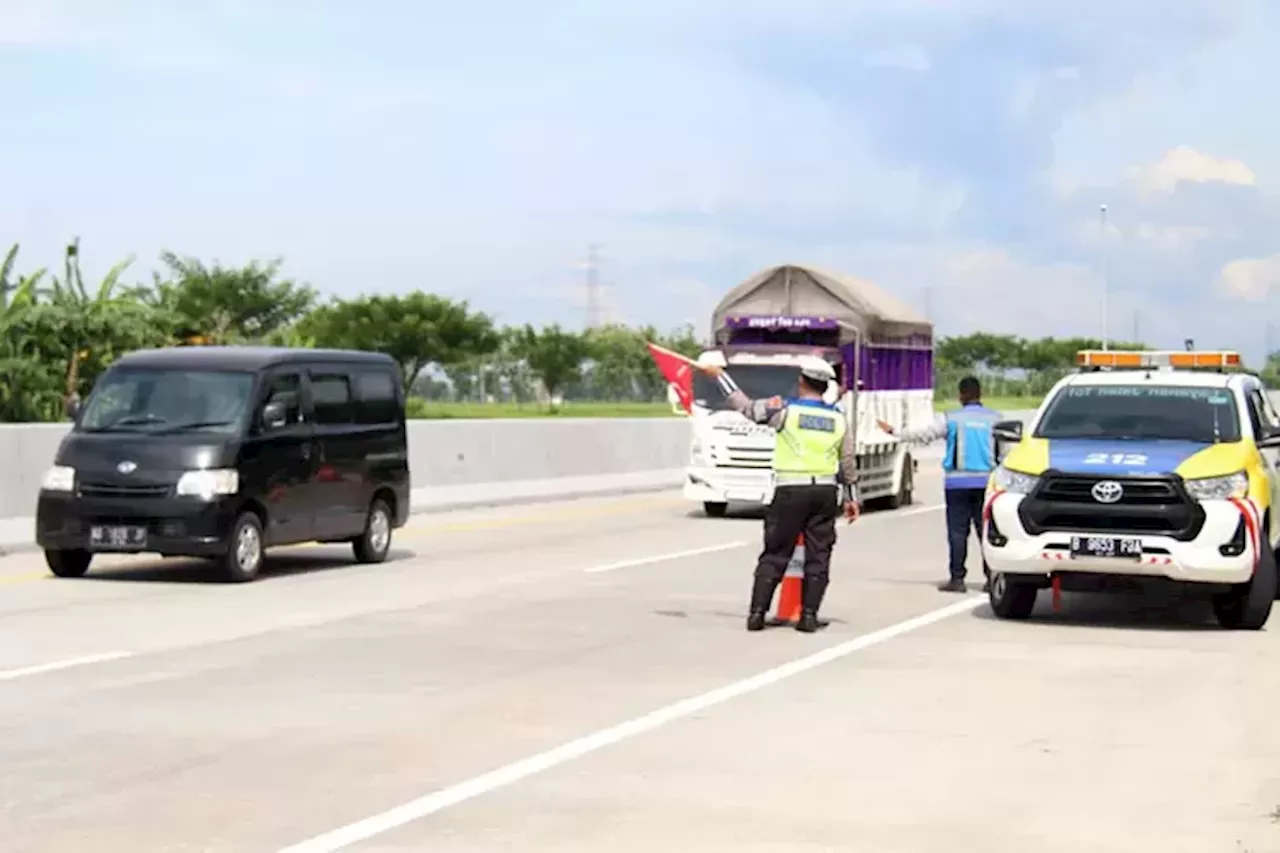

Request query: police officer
[
  {"left": 696, "top": 356, "right": 859, "bottom": 632},
  {"left": 878, "top": 376, "right": 1001, "bottom": 593}
]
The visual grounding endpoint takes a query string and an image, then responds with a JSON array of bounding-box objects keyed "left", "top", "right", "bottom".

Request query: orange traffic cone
[{"left": 771, "top": 534, "right": 805, "bottom": 625}]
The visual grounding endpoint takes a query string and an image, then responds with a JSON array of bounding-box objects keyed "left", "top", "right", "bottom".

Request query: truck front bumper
[
  {"left": 981, "top": 490, "right": 1259, "bottom": 586},
  {"left": 683, "top": 466, "right": 774, "bottom": 506}
]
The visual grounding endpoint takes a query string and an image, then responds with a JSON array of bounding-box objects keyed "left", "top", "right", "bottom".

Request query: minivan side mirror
[
  {"left": 64, "top": 396, "right": 82, "bottom": 422},
  {"left": 261, "top": 401, "right": 289, "bottom": 430},
  {"left": 993, "top": 420, "right": 1024, "bottom": 442}
]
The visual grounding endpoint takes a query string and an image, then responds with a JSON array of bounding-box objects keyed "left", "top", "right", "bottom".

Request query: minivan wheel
[
  {"left": 45, "top": 548, "right": 92, "bottom": 578},
  {"left": 353, "top": 498, "right": 393, "bottom": 564},
  {"left": 219, "top": 512, "right": 264, "bottom": 583},
  {"left": 1212, "top": 545, "right": 1276, "bottom": 630}
]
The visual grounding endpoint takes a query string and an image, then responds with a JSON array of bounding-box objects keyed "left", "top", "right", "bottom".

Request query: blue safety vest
[{"left": 942, "top": 403, "right": 1001, "bottom": 490}]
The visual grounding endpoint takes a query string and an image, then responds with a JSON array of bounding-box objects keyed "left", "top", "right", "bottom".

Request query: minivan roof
[{"left": 111, "top": 346, "right": 398, "bottom": 371}]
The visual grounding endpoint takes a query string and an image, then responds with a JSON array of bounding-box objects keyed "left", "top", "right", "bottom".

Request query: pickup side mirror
[
  {"left": 993, "top": 420, "right": 1024, "bottom": 443},
  {"left": 261, "top": 400, "right": 289, "bottom": 430}
]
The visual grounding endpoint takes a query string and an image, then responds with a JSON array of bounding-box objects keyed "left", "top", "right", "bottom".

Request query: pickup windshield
[
  {"left": 693, "top": 364, "right": 800, "bottom": 411},
  {"left": 78, "top": 368, "right": 255, "bottom": 435},
  {"left": 1036, "top": 384, "right": 1240, "bottom": 443}
]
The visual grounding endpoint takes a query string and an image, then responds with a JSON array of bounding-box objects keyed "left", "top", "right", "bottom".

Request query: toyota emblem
[
  {"left": 1091, "top": 479, "right": 1123, "bottom": 503},
  {"left": 116, "top": 460, "right": 137, "bottom": 474}
]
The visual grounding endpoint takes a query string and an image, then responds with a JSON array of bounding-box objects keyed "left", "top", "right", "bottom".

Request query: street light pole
[{"left": 1100, "top": 203, "right": 1109, "bottom": 351}]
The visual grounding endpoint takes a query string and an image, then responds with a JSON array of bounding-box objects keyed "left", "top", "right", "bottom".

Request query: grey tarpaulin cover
[{"left": 711, "top": 263, "right": 931, "bottom": 345}]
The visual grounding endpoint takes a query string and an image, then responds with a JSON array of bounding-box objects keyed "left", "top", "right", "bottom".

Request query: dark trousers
[
  {"left": 944, "top": 487, "right": 990, "bottom": 581},
  {"left": 749, "top": 484, "right": 840, "bottom": 614}
]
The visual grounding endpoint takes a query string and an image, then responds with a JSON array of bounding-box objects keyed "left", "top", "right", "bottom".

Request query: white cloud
[
  {"left": 1130, "top": 145, "right": 1257, "bottom": 193},
  {"left": 863, "top": 45, "right": 931, "bottom": 72},
  {"left": 1217, "top": 253, "right": 1280, "bottom": 301}
]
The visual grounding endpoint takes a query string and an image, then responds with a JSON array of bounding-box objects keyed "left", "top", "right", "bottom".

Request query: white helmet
[{"left": 797, "top": 356, "right": 836, "bottom": 383}]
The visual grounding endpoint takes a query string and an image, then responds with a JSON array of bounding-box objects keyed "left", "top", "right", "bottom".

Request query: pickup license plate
[
  {"left": 1069, "top": 536, "right": 1141, "bottom": 560},
  {"left": 89, "top": 525, "right": 148, "bottom": 550}
]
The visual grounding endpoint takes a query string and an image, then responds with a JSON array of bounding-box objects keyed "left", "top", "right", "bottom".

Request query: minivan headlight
[
  {"left": 176, "top": 469, "right": 239, "bottom": 499},
  {"left": 41, "top": 465, "right": 75, "bottom": 492},
  {"left": 991, "top": 465, "right": 1039, "bottom": 495},
  {"left": 1183, "top": 471, "right": 1248, "bottom": 501}
]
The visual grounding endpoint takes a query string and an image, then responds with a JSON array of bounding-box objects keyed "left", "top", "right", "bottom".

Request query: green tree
[
  {"left": 298, "top": 291, "right": 499, "bottom": 387},
  {"left": 148, "top": 252, "right": 316, "bottom": 343},
  {"left": 514, "top": 324, "right": 588, "bottom": 406}
]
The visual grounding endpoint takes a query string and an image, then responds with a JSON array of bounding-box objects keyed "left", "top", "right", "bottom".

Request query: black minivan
[{"left": 35, "top": 346, "right": 411, "bottom": 582}]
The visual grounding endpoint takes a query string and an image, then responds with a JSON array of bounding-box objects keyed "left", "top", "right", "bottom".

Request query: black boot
[
  {"left": 795, "top": 610, "right": 819, "bottom": 633},
  {"left": 748, "top": 576, "right": 777, "bottom": 626},
  {"left": 746, "top": 611, "right": 766, "bottom": 631}
]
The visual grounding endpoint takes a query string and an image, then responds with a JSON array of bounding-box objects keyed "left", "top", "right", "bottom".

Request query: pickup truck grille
[{"left": 1019, "top": 473, "right": 1203, "bottom": 540}]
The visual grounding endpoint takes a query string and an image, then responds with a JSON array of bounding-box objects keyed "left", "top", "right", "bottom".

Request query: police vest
[
  {"left": 773, "top": 399, "right": 846, "bottom": 477},
  {"left": 942, "top": 403, "right": 1001, "bottom": 489}
]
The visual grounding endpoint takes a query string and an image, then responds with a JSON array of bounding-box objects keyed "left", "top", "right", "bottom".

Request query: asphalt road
[{"left": 0, "top": 472, "right": 1278, "bottom": 853}]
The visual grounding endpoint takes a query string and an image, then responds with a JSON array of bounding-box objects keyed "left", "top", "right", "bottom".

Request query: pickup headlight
[
  {"left": 991, "top": 465, "right": 1040, "bottom": 495},
  {"left": 1183, "top": 471, "right": 1248, "bottom": 501},
  {"left": 41, "top": 465, "right": 75, "bottom": 492},
  {"left": 690, "top": 437, "right": 707, "bottom": 466},
  {"left": 176, "top": 468, "right": 239, "bottom": 499}
]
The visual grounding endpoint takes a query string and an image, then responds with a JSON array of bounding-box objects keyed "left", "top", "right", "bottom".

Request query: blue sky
[{"left": 5, "top": 0, "right": 1280, "bottom": 360}]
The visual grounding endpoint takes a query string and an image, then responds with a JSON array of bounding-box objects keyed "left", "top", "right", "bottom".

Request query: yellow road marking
[{"left": 0, "top": 494, "right": 687, "bottom": 587}]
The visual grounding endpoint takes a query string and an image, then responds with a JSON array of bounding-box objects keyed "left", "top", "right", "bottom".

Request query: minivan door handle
[{"left": 300, "top": 443, "right": 311, "bottom": 460}]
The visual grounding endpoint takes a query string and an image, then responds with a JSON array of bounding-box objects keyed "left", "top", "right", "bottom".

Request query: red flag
[{"left": 646, "top": 341, "right": 694, "bottom": 414}]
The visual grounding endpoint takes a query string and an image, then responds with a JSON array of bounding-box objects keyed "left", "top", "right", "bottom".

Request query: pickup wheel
[
  {"left": 989, "top": 572, "right": 1038, "bottom": 620},
  {"left": 703, "top": 502, "right": 728, "bottom": 518},
  {"left": 1212, "top": 544, "right": 1276, "bottom": 630},
  {"left": 886, "top": 454, "right": 914, "bottom": 509}
]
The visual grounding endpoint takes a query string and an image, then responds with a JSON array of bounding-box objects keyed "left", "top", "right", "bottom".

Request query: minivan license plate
[
  {"left": 89, "top": 525, "right": 147, "bottom": 550},
  {"left": 1069, "top": 536, "right": 1141, "bottom": 560}
]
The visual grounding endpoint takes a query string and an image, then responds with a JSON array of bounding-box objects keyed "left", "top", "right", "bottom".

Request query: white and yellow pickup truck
[{"left": 982, "top": 350, "right": 1279, "bottom": 630}]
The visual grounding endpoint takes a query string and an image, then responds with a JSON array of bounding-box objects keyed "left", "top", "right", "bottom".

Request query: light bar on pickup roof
[{"left": 1075, "top": 349, "right": 1241, "bottom": 369}]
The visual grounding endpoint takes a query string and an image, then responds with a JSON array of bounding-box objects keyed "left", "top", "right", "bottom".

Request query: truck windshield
[
  {"left": 1035, "top": 385, "right": 1241, "bottom": 443},
  {"left": 78, "top": 369, "right": 255, "bottom": 435},
  {"left": 693, "top": 365, "right": 800, "bottom": 411}
]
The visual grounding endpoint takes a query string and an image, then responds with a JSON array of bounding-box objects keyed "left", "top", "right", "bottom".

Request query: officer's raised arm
[{"left": 702, "top": 364, "right": 787, "bottom": 429}]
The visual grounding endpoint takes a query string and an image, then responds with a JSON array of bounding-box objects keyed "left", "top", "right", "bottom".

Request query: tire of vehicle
[
  {"left": 704, "top": 501, "right": 728, "bottom": 518},
  {"left": 353, "top": 497, "right": 393, "bottom": 564},
  {"left": 989, "top": 572, "right": 1038, "bottom": 620},
  {"left": 1212, "top": 544, "right": 1276, "bottom": 630},
  {"left": 219, "top": 512, "right": 265, "bottom": 583},
  {"left": 886, "top": 455, "right": 914, "bottom": 509},
  {"left": 45, "top": 548, "right": 92, "bottom": 578}
]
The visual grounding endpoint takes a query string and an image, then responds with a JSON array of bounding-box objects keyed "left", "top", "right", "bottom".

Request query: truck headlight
[
  {"left": 991, "top": 465, "right": 1039, "bottom": 495},
  {"left": 41, "top": 465, "right": 75, "bottom": 492},
  {"left": 176, "top": 469, "right": 239, "bottom": 499},
  {"left": 1183, "top": 471, "right": 1248, "bottom": 501}
]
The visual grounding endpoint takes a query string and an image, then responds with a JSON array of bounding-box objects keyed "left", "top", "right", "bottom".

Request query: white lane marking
[
  {"left": 276, "top": 594, "right": 986, "bottom": 853},
  {"left": 582, "top": 504, "right": 943, "bottom": 575},
  {"left": 0, "top": 651, "right": 133, "bottom": 682},
  {"left": 584, "top": 541, "right": 748, "bottom": 574}
]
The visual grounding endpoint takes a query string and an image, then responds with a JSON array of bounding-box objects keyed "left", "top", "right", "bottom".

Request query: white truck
[{"left": 680, "top": 264, "right": 936, "bottom": 516}]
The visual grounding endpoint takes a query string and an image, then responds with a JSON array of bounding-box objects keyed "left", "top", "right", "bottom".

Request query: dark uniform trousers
[{"left": 749, "top": 483, "right": 840, "bottom": 614}]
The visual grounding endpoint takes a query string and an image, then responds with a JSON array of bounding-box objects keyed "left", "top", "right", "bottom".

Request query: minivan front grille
[{"left": 78, "top": 481, "right": 171, "bottom": 499}]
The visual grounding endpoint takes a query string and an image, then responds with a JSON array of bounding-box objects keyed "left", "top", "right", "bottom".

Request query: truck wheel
[
  {"left": 989, "top": 572, "right": 1038, "bottom": 620},
  {"left": 704, "top": 502, "right": 728, "bottom": 518},
  {"left": 886, "top": 454, "right": 914, "bottom": 509},
  {"left": 45, "top": 548, "right": 92, "bottom": 578},
  {"left": 1212, "top": 545, "right": 1276, "bottom": 630},
  {"left": 219, "top": 512, "right": 265, "bottom": 583}
]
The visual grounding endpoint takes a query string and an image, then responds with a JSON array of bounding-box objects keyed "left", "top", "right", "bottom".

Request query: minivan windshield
[
  {"left": 78, "top": 369, "right": 255, "bottom": 435},
  {"left": 1035, "top": 384, "right": 1240, "bottom": 443},
  {"left": 693, "top": 365, "right": 800, "bottom": 411}
]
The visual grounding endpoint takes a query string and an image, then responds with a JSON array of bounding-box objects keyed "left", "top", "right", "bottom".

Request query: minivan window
[
  {"left": 79, "top": 369, "right": 254, "bottom": 435},
  {"left": 311, "top": 373, "right": 353, "bottom": 424},
  {"left": 353, "top": 370, "right": 398, "bottom": 424},
  {"left": 262, "top": 373, "right": 303, "bottom": 426}
]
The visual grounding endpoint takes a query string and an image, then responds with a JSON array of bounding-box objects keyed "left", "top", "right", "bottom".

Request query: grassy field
[{"left": 405, "top": 396, "right": 1045, "bottom": 419}]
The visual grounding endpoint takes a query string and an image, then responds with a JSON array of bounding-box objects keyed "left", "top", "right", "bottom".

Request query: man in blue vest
[{"left": 878, "top": 376, "right": 1001, "bottom": 593}]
